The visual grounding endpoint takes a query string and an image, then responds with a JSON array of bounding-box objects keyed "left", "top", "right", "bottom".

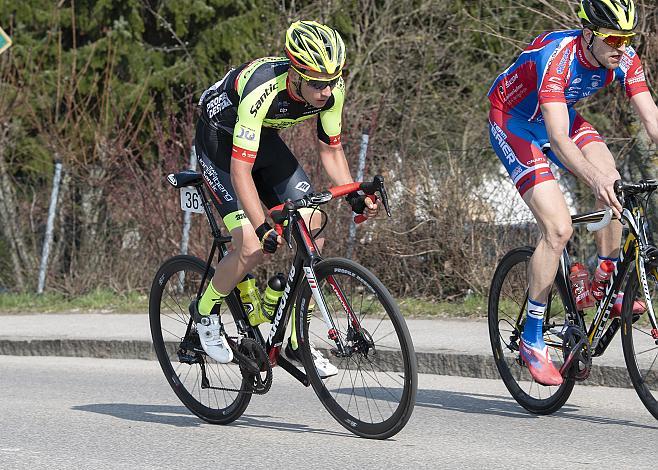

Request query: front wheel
[
  {"left": 295, "top": 258, "right": 417, "bottom": 439},
  {"left": 621, "top": 266, "right": 658, "bottom": 420},
  {"left": 488, "top": 247, "right": 576, "bottom": 414}
]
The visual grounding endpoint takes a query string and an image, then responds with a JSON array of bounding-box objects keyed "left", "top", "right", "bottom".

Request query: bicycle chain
[{"left": 198, "top": 338, "right": 273, "bottom": 395}]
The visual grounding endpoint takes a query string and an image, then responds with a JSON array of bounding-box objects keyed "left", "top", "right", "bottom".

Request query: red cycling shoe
[
  {"left": 519, "top": 339, "right": 564, "bottom": 386},
  {"left": 610, "top": 293, "right": 646, "bottom": 318}
]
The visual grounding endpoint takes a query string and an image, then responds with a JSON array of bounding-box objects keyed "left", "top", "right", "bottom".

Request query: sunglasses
[
  {"left": 592, "top": 30, "right": 635, "bottom": 48},
  {"left": 292, "top": 66, "right": 341, "bottom": 90}
]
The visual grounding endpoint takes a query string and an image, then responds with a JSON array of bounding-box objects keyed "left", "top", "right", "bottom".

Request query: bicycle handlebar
[
  {"left": 268, "top": 175, "right": 391, "bottom": 234},
  {"left": 586, "top": 207, "right": 612, "bottom": 232},
  {"left": 615, "top": 179, "right": 658, "bottom": 196},
  {"left": 573, "top": 179, "right": 656, "bottom": 232}
]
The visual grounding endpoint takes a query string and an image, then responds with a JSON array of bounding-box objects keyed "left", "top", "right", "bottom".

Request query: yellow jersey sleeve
[
  {"left": 318, "top": 77, "right": 345, "bottom": 146},
  {"left": 232, "top": 71, "right": 279, "bottom": 163}
]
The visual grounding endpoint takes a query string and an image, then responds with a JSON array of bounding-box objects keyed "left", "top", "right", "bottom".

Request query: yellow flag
[{"left": 0, "top": 27, "right": 12, "bottom": 55}]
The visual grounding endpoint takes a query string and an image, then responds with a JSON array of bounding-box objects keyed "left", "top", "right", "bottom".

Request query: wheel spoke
[
  {"left": 301, "top": 260, "right": 416, "bottom": 437},
  {"left": 489, "top": 248, "right": 573, "bottom": 414},
  {"left": 149, "top": 257, "right": 250, "bottom": 424}
]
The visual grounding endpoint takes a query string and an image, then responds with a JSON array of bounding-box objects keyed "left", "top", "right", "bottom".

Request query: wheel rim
[
  {"left": 153, "top": 262, "right": 248, "bottom": 414},
  {"left": 627, "top": 270, "right": 658, "bottom": 397},
  {"left": 492, "top": 252, "right": 571, "bottom": 402},
  {"left": 303, "top": 266, "right": 414, "bottom": 430}
]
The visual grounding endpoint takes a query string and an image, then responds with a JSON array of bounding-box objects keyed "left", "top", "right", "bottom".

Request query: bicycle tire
[
  {"left": 149, "top": 255, "right": 251, "bottom": 424},
  {"left": 488, "top": 247, "right": 576, "bottom": 414},
  {"left": 621, "top": 266, "right": 658, "bottom": 419},
  {"left": 295, "top": 258, "right": 417, "bottom": 439}
]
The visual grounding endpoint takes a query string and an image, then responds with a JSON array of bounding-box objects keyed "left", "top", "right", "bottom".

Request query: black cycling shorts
[{"left": 194, "top": 120, "right": 315, "bottom": 232}]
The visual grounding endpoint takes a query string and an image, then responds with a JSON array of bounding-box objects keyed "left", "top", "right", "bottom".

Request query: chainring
[
  {"left": 562, "top": 326, "right": 592, "bottom": 381},
  {"left": 238, "top": 338, "right": 273, "bottom": 395}
]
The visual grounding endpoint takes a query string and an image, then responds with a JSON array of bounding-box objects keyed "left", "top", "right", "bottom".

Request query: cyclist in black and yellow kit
[{"left": 193, "top": 21, "right": 378, "bottom": 377}]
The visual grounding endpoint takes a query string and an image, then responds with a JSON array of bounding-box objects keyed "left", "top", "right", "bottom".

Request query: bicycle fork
[{"left": 302, "top": 266, "right": 362, "bottom": 357}]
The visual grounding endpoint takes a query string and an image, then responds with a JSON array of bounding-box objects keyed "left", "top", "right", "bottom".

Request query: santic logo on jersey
[{"left": 250, "top": 82, "right": 277, "bottom": 117}]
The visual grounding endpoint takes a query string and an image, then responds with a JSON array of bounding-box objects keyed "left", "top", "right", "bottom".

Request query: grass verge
[
  {"left": 0, "top": 290, "right": 488, "bottom": 318},
  {"left": 0, "top": 289, "right": 148, "bottom": 314},
  {"left": 398, "top": 295, "right": 487, "bottom": 318}
]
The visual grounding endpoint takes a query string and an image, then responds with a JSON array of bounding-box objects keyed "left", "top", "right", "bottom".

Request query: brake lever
[
  {"left": 283, "top": 200, "right": 294, "bottom": 249},
  {"left": 374, "top": 175, "right": 392, "bottom": 218}
]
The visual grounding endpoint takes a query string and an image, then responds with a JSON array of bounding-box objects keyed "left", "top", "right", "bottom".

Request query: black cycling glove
[
  {"left": 255, "top": 222, "right": 279, "bottom": 254},
  {"left": 346, "top": 191, "right": 367, "bottom": 214}
]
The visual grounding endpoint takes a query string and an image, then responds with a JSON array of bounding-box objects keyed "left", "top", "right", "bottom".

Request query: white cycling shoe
[
  {"left": 196, "top": 314, "right": 233, "bottom": 364},
  {"left": 285, "top": 339, "right": 338, "bottom": 378},
  {"left": 310, "top": 345, "right": 339, "bottom": 378}
]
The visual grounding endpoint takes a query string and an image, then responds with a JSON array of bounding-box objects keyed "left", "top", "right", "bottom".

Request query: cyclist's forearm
[
  {"left": 231, "top": 167, "right": 266, "bottom": 228},
  {"left": 644, "top": 118, "right": 658, "bottom": 146},
  {"left": 318, "top": 141, "right": 353, "bottom": 186},
  {"left": 550, "top": 134, "right": 600, "bottom": 186},
  {"left": 630, "top": 91, "right": 658, "bottom": 145}
]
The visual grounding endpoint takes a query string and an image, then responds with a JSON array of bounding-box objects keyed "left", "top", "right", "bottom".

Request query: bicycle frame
[
  {"left": 542, "top": 191, "right": 658, "bottom": 357},
  {"left": 186, "top": 176, "right": 380, "bottom": 387}
]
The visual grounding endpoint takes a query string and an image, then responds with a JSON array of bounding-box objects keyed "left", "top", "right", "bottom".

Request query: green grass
[
  {"left": 0, "top": 289, "right": 148, "bottom": 314},
  {"left": 398, "top": 295, "right": 487, "bottom": 318},
  {"left": 0, "top": 289, "right": 487, "bottom": 318}
]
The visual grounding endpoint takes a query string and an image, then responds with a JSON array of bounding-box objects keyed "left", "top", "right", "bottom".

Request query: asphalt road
[{"left": 1, "top": 356, "right": 656, "bottom": 469}]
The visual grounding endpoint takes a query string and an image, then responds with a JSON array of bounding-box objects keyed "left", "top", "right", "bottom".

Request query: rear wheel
[
  {"left": 149, "top": 255, "right": 251, "bottom": 424},
  {"left": 488, "top": 247, "right": 576, "bottom": 414},
  {"left": 295, "top": 258, "right": 417, "bottom": 439},
  {"left": 621, "top": 266, "right": 658, "bottom": 420}
]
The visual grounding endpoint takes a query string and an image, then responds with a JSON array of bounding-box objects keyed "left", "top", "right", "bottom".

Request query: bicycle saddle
[{"left": 167, "top": 171, "right": 203, "bottom": 188}]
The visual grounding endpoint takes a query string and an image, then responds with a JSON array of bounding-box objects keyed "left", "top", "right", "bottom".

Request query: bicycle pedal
[
  {"left": 177, "top": 349, "right": 200, "bottom": 365},
  {"left": 549, "top": 324, "right": 569, "bottom": 340}
]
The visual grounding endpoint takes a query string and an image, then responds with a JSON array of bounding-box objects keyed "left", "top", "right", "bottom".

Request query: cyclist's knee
[
  {"left": 543, "top": 223, "right": 573, "bottom": 252},
  {"left": 229, "top": 226, "right": 265, "bottom": 268},
  {"left": 238, "top": 239, "right": 264, "bottom": 267}
]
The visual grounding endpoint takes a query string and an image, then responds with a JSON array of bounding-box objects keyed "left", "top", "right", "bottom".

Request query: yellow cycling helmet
[
  {"left": 578, "top": 0, "right": 638, "bottom": 31},
  {"left": 285, "top": 21, "right": 345, "bottom": 77}
]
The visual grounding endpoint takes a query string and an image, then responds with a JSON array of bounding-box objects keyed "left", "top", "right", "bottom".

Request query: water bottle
[
  {"left": 590, "top": 260, "right": 615, "bottom": 302},
  {"left": 569, "top": 262, "right": 595, "bottom": 310},
  {"left": 262, "top": 273, "right": 286, "bottom": 320},
  {"left": 237, "top": 274, "right": 265, "bottom": 326}
]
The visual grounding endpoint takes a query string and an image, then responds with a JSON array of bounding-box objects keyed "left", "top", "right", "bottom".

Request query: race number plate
[{"left": 180, "top": 187, "right": 204, "bottom": 213}]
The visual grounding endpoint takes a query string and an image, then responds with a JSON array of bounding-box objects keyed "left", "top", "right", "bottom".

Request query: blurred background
[{"left": 0, "top": 0, "right": 655, "bottom": 312}]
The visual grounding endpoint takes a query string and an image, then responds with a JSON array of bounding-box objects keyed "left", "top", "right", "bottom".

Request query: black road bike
[
  {"left": 149, "top": 172, "right": 417, "bottom": 439},
  {"left": 488, "top": 179, "right": 658, "bottom": 417}
]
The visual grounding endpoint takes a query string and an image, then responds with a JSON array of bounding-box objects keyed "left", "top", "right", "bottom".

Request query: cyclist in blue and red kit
[{"left": 488, "top": 0, "right": 658, "bottom": 386}]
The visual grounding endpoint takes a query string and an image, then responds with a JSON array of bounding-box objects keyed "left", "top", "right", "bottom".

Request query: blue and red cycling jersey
[
  {"left": 488, "top": 29, "right": 648, "bottom": 121},
  {"left": 488, "top": 30, "right": 650, "bottom": 197}
]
